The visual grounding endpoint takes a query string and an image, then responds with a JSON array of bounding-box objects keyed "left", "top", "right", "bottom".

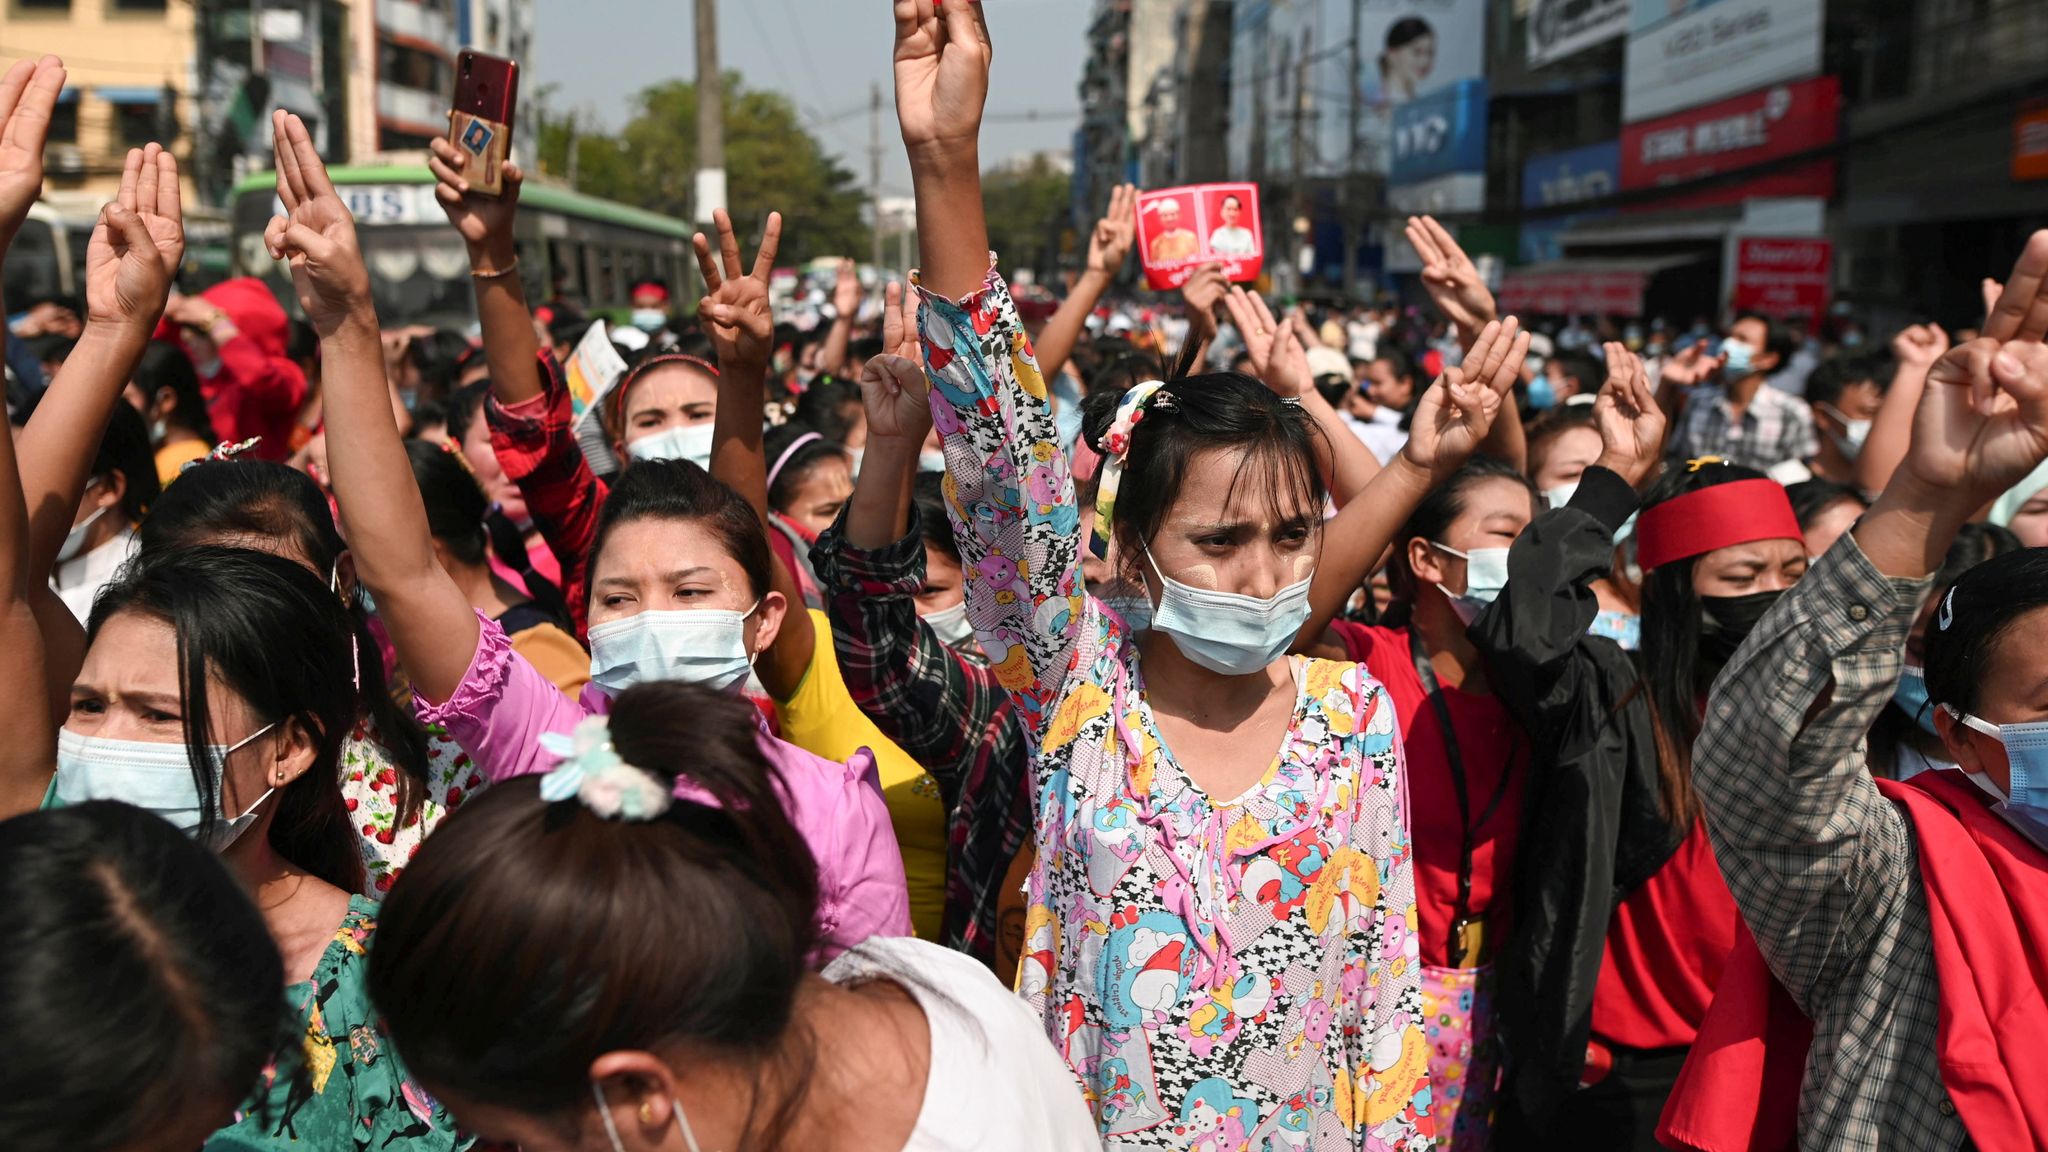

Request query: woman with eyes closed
[
  {"left": 892, "top": 5, "right": 1534, "bottom": 1142},
  {"left": 271, "top": 110, "right": 911, "bottom": 960}
]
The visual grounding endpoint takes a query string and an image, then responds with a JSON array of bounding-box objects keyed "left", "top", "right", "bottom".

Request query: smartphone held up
[{"left": 447, "top": 50, "right": 518, "bottom": 197}]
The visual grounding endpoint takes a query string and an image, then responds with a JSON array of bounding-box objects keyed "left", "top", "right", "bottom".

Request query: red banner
[
  {"left": 1498, "top": 269, "right": 1651, "bottom": 317},
  {"left": 1621, "top": 76, "right": 1841, "bottom": 194},
  {"left": 1731, "top": 237, "right": 1833, "bottom": 319}
]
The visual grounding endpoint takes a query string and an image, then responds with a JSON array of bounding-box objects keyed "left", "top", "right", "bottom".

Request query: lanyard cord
[{"left": 1410, "top": 626, "right": 1517, "bottom": 966}]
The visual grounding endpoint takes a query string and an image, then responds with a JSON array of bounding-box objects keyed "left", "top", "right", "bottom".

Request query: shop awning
[{"left": 1497, "top": 254, "right": 1706, "bottom": 317}]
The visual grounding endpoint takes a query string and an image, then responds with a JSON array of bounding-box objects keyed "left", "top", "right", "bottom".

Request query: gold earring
[{"left": 638, "top": 1101, "right": 655, "bottom": 1125}]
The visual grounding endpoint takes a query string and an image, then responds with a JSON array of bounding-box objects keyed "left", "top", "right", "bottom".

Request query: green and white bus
[{"left": 229, "top": 165, "right": 696, "bottom": 328}]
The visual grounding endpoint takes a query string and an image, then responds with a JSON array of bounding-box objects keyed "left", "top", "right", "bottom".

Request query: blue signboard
[
  {"left": 1389, "top": 79, "right": 1489, "bottom": 188},
  {"left": 1520, "top": 140, "right": 1621, "bottom": 211}
]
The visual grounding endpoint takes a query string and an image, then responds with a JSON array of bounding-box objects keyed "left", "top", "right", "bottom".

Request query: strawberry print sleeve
[{"left": 913, "top": 258, "right": 1085, "bottom": 743}]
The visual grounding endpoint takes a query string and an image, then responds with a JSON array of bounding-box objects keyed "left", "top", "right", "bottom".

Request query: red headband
[{"left": 1635, "top": 478, "right": 1802, "bottom": 570}]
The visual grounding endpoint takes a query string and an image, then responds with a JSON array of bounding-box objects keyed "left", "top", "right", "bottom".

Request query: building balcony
[
  {"left": 376, "top": 82, "right": 444, "bottom": 131},
  {"left": 376, "top": 0, "right": 455, "bottom": 49}
]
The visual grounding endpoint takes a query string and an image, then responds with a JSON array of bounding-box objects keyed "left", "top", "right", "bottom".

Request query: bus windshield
[{"left": 232, "top": 185, "right": 478, "bottom": 329}]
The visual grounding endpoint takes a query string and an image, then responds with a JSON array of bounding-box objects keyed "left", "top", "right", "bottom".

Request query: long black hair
[
  {"left": 138, "top": 460, "right": 433, "bottom": 828},
  {"left": 405, "top": 439, "right": 571, "bottom": 630},
  {"left": 1079, "top": 372, "right": 1327, "bottom": 586},
  {"left": 370, "top": 683, "right": 817, "bottom": 1136},
  {"left": 1636, "top": 461, "right": 1772, "bottom": 827},
  {"left": 0, "top": 801, "right": 286, "bottom": 1152},
  {"left": 92, "top": 400, "right": 161, "bottom": 526},
  {"left": 89, "top": 547, "right": 366, "bottom": 894}
]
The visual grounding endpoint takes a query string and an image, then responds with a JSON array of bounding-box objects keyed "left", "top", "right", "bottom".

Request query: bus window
[
  {"left": 2, "top": 218, "right": 61, "bottom": 306},
  {"left": 547, "top": 238, "right": 582, "bottom": 301},
  {"left": 594, "top": 245, "right": 617, "bottom": 309}
]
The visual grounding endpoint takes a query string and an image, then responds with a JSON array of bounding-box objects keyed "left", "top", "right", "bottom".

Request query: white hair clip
[
  {"left": 537, "top": 716, "right": 672, "bottom": 821},
  {"left": 1939, "top": 586, "right": 1956, "bottom": 632}
]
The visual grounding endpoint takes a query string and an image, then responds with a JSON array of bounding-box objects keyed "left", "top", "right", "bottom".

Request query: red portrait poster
[{"left": 1136, "top": 183, "right": 1264, "bottom": 291}]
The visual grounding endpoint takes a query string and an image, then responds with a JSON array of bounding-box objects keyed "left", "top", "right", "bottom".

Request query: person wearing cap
[
  {"left": 1473, "top": 435, "right": 1810, "bottom": 1143},
  {"left": 1145, "top": 197, "right": 1199, "bottom": 264}
]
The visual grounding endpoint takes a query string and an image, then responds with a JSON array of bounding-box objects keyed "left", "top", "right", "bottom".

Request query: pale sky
[{"left": 531, "top": 0, "right": 1091, "bottom": 195}]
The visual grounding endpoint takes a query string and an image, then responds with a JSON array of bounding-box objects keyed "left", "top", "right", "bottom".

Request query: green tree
[
  {"left": 981, "top": 154, "right": 1078, "bottom": 286},
  {"left": 532, "top": 76, "right": 869, "bottom": 267}
]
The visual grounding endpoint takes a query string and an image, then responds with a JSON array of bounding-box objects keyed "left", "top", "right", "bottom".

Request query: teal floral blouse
[{"left": 205, "top": 896, "right": 467, "bottom": 1151}]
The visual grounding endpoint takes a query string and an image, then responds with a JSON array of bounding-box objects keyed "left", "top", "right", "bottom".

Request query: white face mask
[
  {"left": 920, "top": 599, "right": 976, "bottom": 649},
  {"left": 630, "top": 308, "right": 669, "bottom": 334},
  {"left": 587, "top": 605, "right": 758, "bottom": 694},
  {"left": 1430, "top": 542, "right": 1511, "bottom": 623},
  {"left": 54, "top": 723, "right": 279, "bottom": 850},
  {"left": 58, "top": 501, "right": 109, "bottom": 563},
  {"left": 1143, "top": 546, "right": 1313, "bottom": 676},
  {"left": 625, "top": 422, "right": 715, "bottom": 471},
  {"left": 1819, "top": 403, "right": 1872, "bottom": 459}
]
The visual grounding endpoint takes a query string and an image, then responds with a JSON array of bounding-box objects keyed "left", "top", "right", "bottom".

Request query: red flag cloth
[{"left": 1658, "top": 769, "right": 2048, "bottom": 1152}]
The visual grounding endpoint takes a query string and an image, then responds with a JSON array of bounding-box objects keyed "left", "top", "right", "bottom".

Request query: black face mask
[{"left": 1698, "top": 589, "right": 1785, "bottom": 670}]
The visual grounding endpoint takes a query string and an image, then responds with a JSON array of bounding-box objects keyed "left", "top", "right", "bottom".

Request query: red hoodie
[{"left": 176, "top": 278, "right": 307, "bottom": 462}]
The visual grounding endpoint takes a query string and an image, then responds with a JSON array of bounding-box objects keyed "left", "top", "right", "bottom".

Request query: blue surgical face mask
[
  {"left": 630, "top": 308, "right": 668, "bottom": 334},
  {"left": 1718, "top": 337, "right": 1756, "bottom": 379},
  {"left": 1589, "top": 609, "right": 1642, "bottom": 650},
  {"left": 1544, "top": 483, "right": 1578, "bottom": 510},
  {"left": 1945, "top": 706, "right": 2048, "bottom": 815},
  {"left": 587, "top": 605, "right": 758, "bottom": 694},
  {"left": 1526, "top": 373, "right": 1557, "bottom": 411},
  {"left": 1895, "top": 664, "right": 1938, "bottom": 735},
  {"left": 1143, "top": 547, "right": 1312, "bottom": 676},
  {"left": 625, "top": 422, "right": 715, "bottom": 471},
  {"left": 54, "top": 723, "right": 279, "bottom": 850},
  {"left": 1431, "top": 542, "right": 1511, "bottom": 623}
]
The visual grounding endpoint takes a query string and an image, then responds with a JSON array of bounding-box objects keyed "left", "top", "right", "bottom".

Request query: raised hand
[
  {"left": 893, "top": 0, "right": 991, "bottom": 155},
  {"left": 1659, "top": 339, "right": 1724, "bottom": 391},
  {"left": 1222, "top": 286, "right": 1310, "bottom": 399},
  {"left": 1592, "top": 341, "right": 1665, "bottom": 488},
  {"left": 1181, "top": 263, "right": 1227, "bottom": 345},
  {"left": 427, "top": 134, "right": 521, "bottom": 258},
  {"left": 1087, "top": 183, "right": 1138, "bottom": 275},
  {"left": 1891, "top": 323, "right": 1949, "bottom": 370},
  {"left": 264, "top": 110, "right": 372, "bottom": 336},
  {"left": 832, "top": 258, "right": 864, "bottom": 321},
  {"left": 859, "top": 280, "right": 932, "bottom": 442},
  {"left": 0, "top": 55, "right": 64, "bottom": 243},
  {"left": 1403, "top": 316, "right": 1529, "bottom": 480},
  {"left": 1904, "top": 231, "right": 2048, "bottom": 502},
  {"left": 84, "top": 145, "right": 182, "bottom": 329},
  {"left": 1406, "top": 215, "right": 1496, "bottom": 343},
  {"left": 692, "top": 208, "right": 781, "bottom": 376}
]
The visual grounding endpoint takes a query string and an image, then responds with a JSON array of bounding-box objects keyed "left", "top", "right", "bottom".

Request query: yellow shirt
[
  {"left": 155, "top": 438, "right": 211, "bottom": 487},
  {"left": 776, "top": 609, "right": 947, "bottom": 941}
]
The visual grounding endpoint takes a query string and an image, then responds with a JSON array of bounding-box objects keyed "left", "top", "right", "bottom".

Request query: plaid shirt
[
  {"left": 1694, "top": 531, "right": 1968, "bottom": 1150},
  {"left": 1670, "top": 379, "right": 1819, "bottom": 472},
  {"left": 810, "top": 510, "right": 1033, "bottom": 968},
  {"left": 485, "top": 351, "right": 605, "bottom": 637}
]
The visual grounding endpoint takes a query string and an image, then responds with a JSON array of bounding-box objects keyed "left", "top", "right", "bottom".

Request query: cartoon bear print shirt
[{"left": 913, "top": 259, "right": 1435, "bottom": 1150}]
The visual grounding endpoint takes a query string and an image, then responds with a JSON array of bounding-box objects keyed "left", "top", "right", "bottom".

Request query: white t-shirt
[
  {"left": 821, "top": 937, "right": 1099, "bottom": 1151},
  {"left": 1341, "top": 408, "right": 1408, "bottom": 465}
]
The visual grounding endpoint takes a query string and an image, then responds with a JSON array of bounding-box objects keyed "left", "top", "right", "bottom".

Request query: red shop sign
[
  {"left": 1731, "top": 237, "right": 1833, "bottom": 319},
  {"left": 1621, "top": 76, "right": 1841, "bottom": 193}
]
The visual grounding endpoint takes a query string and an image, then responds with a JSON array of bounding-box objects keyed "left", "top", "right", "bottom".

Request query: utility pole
[
  {"left": 694, "top": 0, "right": 726, "bottom": 225},
  {"left": 869, "top": 82, "right": 885, "bottom": 271}
]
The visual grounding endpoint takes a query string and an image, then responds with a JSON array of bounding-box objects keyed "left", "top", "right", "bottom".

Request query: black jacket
[{"left": 1469, "top": 465, "right": 1688, "bottom": 1134}]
